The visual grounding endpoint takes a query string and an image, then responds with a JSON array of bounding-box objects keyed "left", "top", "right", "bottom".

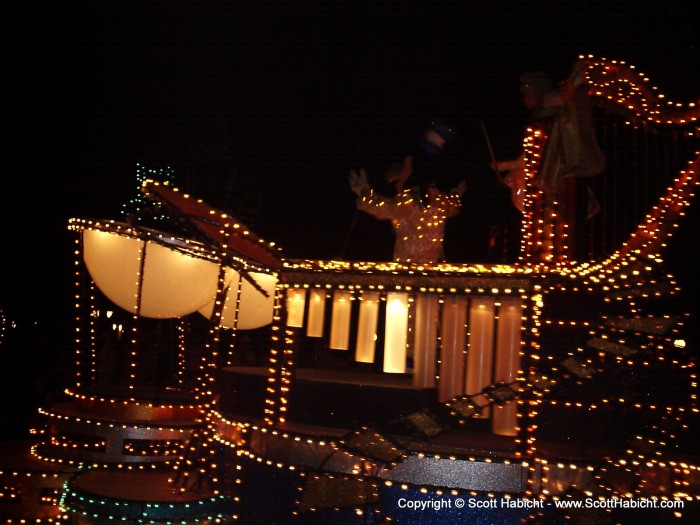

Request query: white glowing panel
[
  {"left": 466, "top": 296, "right": 496, "bottom": 417},
  {"left": 438, "top": 295, "right": 467, "bottom": 402},
  {"left": 286, "top": 288, "right": 306, "bottom": 327},
  {"left": 82, "top": 228, "right": 220, "bottom": 318},
  {"left": 199, "top": 268, "right": 277, "bottom": 330},
  {"left": 413, "top": 294, "right": 439, "bottom": 387},
  {"left": 329, "top": 290, "right": 352, "bottom": 350},
  {"left": 384, "top": 292, "right": 409, "bottom": 373},
  {"left": 237, "top": 272, "right": 277, "bottom": 329},
  {"left": 355, "top": 291, "right": 379, "bottom": 363},
  {"left": 492, "top": 297, "right": 523, "bottom": 437},
  {"left": 306, "top": 289, "right": 326, "bottom": 337}
]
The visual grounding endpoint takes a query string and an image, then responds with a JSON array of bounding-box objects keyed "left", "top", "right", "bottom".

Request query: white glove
[
  {"left": 452, "top": 180, "right": 467, "bottom": 197},
  {"left": 349, "top": 168, "right": 369, "bottom": 196}
]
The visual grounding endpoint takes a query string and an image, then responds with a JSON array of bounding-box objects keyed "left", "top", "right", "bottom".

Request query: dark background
[{"left": 4, "top": 1, "right": 699, "bottom": 352}]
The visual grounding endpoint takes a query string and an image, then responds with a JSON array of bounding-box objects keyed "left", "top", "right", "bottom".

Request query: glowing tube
[
  {"left": 355, "top": 291, "right": 380, "bottom": 363},
  {"left": 492, "top": 297, "right": 523, "bottom": 436},
  {"left": 383, "top": 292, "right": 409, "bottom": 373},
  {"left": 413, "top": 294, "right": 439, "bottom": 388},
  {"left": 286, "top": 288, "right": 306, "bottom": 328},
  {"left": 438, "top": 295, "right": 467, "bottom": 402},
  {"left": 329, "top": 290, "right": 353, "bottom": 350},
  {"left": 306, "top": 289, "right": 326, "bottom": 338},
  {"left": 466, "top": 296, "right": 495, "bottom": 417}
]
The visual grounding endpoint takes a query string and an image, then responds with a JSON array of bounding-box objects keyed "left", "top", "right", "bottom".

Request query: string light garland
[{"left": 121, "top": 163, "right": 176, "bottom": 221}]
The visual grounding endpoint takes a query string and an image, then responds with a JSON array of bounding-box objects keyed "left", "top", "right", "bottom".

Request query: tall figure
[{"left": 496, "top": 62, "right": 606, "bottom": 262}]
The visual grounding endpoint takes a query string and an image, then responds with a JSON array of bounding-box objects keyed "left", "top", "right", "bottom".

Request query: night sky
[{"left": 6, "top": 1, "right": 699, "bottom": 333}]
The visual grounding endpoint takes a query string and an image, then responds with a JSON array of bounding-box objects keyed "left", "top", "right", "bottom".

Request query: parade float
[{"left": 3, "top": 55, "right": 699, "bottom": 524}]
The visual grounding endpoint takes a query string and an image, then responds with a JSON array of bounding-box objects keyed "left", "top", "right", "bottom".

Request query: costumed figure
[
  {"left": 349, "top": 120, "right": 467, "bottom": 263},
  {"left": 495, "top": 61, "right": 606, "bottom": 262}
]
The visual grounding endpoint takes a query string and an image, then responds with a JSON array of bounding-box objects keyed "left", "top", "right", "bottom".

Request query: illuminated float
[{"left": 16, "top": 56, "right": 699, "bottom": 524}]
